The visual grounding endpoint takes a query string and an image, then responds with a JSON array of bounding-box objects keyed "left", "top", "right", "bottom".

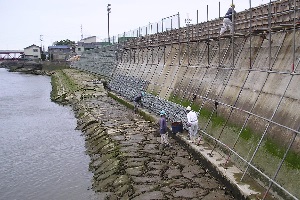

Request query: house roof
[
  {"left": 81, "top": 36, "right": 96, "bottom": 40},
  {"left": 24, "top": 44, "right": 40, "bottom": 49},
  {"left": 48, "top": 45, "right": 71, "bottom": 49}
]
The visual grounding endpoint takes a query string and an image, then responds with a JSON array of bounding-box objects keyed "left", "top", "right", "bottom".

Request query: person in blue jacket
[{"left": 220, "top": 4, "right": 236, "bottom": 36}]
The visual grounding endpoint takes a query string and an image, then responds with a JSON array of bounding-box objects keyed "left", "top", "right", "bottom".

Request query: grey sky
[{"left": 1, "top": 0, "right": 271, "bottom": 50}]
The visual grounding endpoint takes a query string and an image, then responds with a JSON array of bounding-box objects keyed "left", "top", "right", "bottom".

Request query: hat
[
  {"left": 186, "top": 106, "right": 191, "bottom": 111},
  {"left": 160, "top": 110, "right": 166, "bottom": 115},
  {"left": 230, "top": 3, "right": 235, "bottom": 8}
]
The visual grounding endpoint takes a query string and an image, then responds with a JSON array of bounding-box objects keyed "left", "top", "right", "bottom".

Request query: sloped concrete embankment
[
  {"left": 72, "top": 36, "right": 300, "bottom": 198},
  {"left": 108, "top": 30, "right": 300, "bottom": 199},
  {"left": 51, "top": 69, "right": 236, "bottom": 199}
]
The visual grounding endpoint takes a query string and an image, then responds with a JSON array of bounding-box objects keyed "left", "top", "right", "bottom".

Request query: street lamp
[{"left": 107, "top": 4, "right": 111, "bottom": 44}]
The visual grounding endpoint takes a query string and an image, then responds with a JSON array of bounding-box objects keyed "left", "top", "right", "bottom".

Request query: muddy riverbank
[
  {"left": 50, "top": 68, "right": 236, "bottom": 199},
  {"left": 0, "top": 60, "right": 69, "bottom": 76}
]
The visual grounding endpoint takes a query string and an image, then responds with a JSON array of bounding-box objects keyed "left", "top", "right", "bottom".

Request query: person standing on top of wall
[
  {"left": 186, "top": 106, "right": 199, "bottom": 143},
  {"left": 220, "top": 4, "right": 236, "bottom": 36}
]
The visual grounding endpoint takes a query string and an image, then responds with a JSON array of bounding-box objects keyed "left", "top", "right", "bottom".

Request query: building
[
  {"left": 79, "top": 36, "right": 97, "bottom": 43},
  {"left": 48, "top": 45, "right": 72, "bottom": 61},
  {"left": 75, "top": 36, "right": 107, "bottom": 55},
  {"left": 24, "top": 44, "right": 41, "bottom": 60}
]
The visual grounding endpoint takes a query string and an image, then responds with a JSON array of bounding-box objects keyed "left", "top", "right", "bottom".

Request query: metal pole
[
  {"left": 107, "top": 4, "right": 111, "bottom": 44},
  {"left": 187, "top": 22, "right": 190, "bottom": 66},
  {"left": 139, "top": 27, "right": 140, "bottom": 37},
  {"left": 197, "top": 10, "right": 199, "bottom": 24},
  {"left": 178, "top": 12, "right": 181, "bottom": 65},
  {"left": 292, "top": 0, "right": 296, "bottom": 73},
  {"left": 232, "top": 0, "right": 234, "bottom": 69},
  {"left": 178, "top": 12, "right": 180, "bottom": 29},
  {"left": 241, "top": 74, "right": 295, "bottom": 181},
  {"left": 164, "top": 45, "right": 166, "bottom": 65},
  {"left": 123, "top": 32, "right": 125, "bottom": 45},
  {"left": 108, "top": 12, "right": 110, "bottom": 44},
  {"left": 162, "top": 18, "right": 164, "bottom": 32},
  {"left": 218, "top": 2, "right": 221, "bottom": 67},
  {"left": 262, "top": 126, "right": 299, "bottom": 200},
  {"left": 249, "top": 0, "right": 252, "bottom": 69},
  {"left": 268, "top": 0, "right": 272, "bottom": 70},
  {"left": 207, "top": 5, "right": 210, "bottom": 65}
]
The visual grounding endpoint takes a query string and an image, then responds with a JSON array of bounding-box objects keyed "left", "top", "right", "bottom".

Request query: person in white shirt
[{"left": 186, "top": 106, "right": 198, "bottom": 142}]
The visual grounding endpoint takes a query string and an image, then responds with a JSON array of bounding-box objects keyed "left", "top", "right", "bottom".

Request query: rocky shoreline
[
  {"left": 0, "top": 60, "right": 67, "bottom": 76},
  {"left": 49, "top": 68, "right": 235, "bottom": 199}
]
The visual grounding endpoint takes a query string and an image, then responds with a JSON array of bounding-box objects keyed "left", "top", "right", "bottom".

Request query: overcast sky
[{"left": 1, "top": 0, "right": 272, "bottom": 50}]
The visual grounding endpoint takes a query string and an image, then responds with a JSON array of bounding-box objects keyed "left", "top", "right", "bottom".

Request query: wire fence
[
  {"left": 101, "top": 13, "right": 180, "bottom": 44},
  {"left": 76, "top": 0, "right": 300, "bottom": 199}
]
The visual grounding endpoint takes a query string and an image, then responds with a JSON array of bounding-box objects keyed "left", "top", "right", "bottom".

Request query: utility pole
[
  {"left": 81, "top": 24, "right": 83, "bottom": 40},
  {"left": 107, "top": 4, "right": 111, "bottom": 44},
  {"left": 40, "top": 35, "right": 43, "bottom": 60},
  {"left": 40, "top": 35, "right": 43, "bottom": 49}
]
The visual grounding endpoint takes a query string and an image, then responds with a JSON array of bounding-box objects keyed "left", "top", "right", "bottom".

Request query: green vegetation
[
  {"left": 60, "top": 70, "right": 79, "bottom": 92},
  {"left": 50, "top": 75, "right": 59, "bottom": 100},
  {"left": 42, "top": 64, "right": 69, "bottom": 71},
  {"left": 41, "top": 52, "right": 46, "bottom": 61},
  {"left": 108, "top": 92, "right": 134, "bottom": 110},
  {"left": 169, "top": 94, "right": 300, "bottom": 170},
  {"left": 240, "top": 127, "right": 253, "bottom": 141},
  {"left": 53, "top": 39, "right": 75, "bottom": 46},
  {"left": 50, "top": 69, "right": 80, "bottom": 102},
  {"left": 148, "top": 90, "right": 159, "bottom": 96},
  {"left": 264, "top": 139, "right": 300, "bottom": 169}
]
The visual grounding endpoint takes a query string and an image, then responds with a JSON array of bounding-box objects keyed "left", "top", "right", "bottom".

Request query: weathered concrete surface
[{"left": 73, "top": 30, "right": 300, "bottom": 199}]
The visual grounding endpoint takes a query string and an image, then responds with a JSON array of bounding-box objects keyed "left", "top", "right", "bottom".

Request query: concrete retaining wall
[{"left": 73, "top": 1, "right": 300, "bottom": 198}]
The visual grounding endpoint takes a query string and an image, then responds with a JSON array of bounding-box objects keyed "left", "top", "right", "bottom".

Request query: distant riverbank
[{"left": 0, "top": 60, "right": 70, "bottom": 75}]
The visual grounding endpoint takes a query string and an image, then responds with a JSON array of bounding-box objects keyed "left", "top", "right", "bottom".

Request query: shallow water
[{"left": 0, "top": 68, "right": 97, "bottom": 200}]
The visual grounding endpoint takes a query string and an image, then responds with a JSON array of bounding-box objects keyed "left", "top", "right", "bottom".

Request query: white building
[
  {"left": 24, "top": 44, "right": 41, "bottom": 60},
  {"left": 75, "top": 36, "right": 102, "bottom": 55},
  {"left": 79, "top": 36, "right": 96, "bottom": 43}
]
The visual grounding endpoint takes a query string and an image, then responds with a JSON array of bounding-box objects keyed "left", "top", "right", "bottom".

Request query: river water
[{"left": 0, "top": 68, "right": 98, "bottom": 200}]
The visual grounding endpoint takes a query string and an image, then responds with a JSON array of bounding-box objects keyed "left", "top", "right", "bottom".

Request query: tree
[
  {"left": 53, "top": 39, "right": 75, "bottom": 46},
  {"left": 41, "top": 52, "right": 46, "bottom": 61}
]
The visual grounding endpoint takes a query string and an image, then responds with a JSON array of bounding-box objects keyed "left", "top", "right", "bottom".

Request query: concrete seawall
[{"left": 74, "top": 1, "right": 300, "bottom": 199}]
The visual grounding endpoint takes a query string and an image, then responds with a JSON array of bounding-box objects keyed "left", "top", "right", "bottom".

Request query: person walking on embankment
[
  {"left": 186, "top": 106, "right": 199, "bottom": 143},
  {"left": 159, "top": 110, "right": 170, "bottom": 147},
  {"left": 220, "top": 4, "right": 236, "bottom": 36}
]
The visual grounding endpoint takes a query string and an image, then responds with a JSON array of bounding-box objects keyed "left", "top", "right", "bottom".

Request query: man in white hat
[{"left": 186, "top": 106, "right": 198, "bottom": 142}]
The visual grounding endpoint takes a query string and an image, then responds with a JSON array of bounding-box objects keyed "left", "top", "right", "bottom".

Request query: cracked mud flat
[{"left": 75, "top": 96, "right": 235, "bottom": 199}]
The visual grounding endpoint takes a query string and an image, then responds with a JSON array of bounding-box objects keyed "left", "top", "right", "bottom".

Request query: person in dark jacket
[
  {"left": 220, "top": 4, "right": 236, "bottom": 35},
  {"left": 134, "top": 91, "right": 145, "bottom": 113},
  {"left": 159, "top": 110, "right": 170, "bottom": 146}
]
